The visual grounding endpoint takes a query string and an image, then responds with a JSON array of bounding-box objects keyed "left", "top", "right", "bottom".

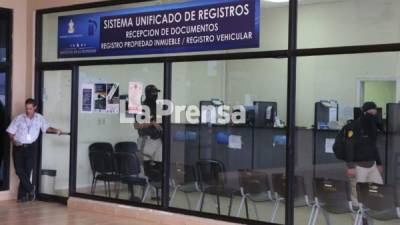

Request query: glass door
[{"left": 39, "top": 70, "right": 72, "bottom": 198}]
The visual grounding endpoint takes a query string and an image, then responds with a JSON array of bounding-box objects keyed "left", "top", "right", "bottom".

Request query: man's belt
[{"left": 14, "top": 143, "right": 35, "bottom": 148}]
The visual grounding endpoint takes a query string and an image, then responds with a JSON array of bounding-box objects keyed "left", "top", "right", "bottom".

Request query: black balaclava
[{"left": 143, "top": 85, "right": 160, "bottom": 119}]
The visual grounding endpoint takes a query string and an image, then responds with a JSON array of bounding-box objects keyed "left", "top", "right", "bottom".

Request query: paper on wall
[
  {"left": 325, "top": 138, "right": 335, "bottom": 154},
  {"left": 228, "top": 135, "right": 242, "bottom": 150},
  {"left": 128, "top": 82, "right": 143, "bottom": 114},
  {"left": 81, "top": 84, "right": 93, "bottom": 113},
  {"left": 329, "top": 107, "right": 337, "bottom": 122},
  {"left": 106, "top": 83, "right": 120, "bottom": 114}
]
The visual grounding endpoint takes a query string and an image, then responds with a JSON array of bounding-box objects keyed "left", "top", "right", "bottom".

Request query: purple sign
[{"left": 58, "top": 0, "right": 260, "bottom": 58}]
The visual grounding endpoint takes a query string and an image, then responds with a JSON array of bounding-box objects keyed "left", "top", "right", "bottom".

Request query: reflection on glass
[
  {"left": 76, "top": 64, "right": 164, "bottom": 206},
  {"left": 0, "top": 18, "right": 7, "bottom": 62},
  {"left": 40, "top": 71, "right": 71, "bottom": 197},
  {"left": 169, "top": 59, "right": 288, "bottom": 224},
  {"left": 295, "top": 53, "right": 400, "bottom": 225},
  {"left": 0, "top": 72, "right": 5, "bottom": 188}
]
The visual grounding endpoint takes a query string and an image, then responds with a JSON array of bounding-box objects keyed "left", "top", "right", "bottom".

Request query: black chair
[
  {"left": 88, "top": 143, "right": 119, "bottom": 197},
  {"left": 143, "top": 160, "right": 163, "bottom": 205},
  {"left": 89, "top": 142, "right": 113, "bottom": 154},
  {"left": 114, "top": 142, "right": 138, "bottom": 153},
  {"left": 356, "top": 183, "right": 400, "bottom": 223},
  {"left": 309, "top": 178, "right": 358, "bottom": 225},
  {"left": 169, "top": 163, "right": 199, "bottom": 209},
  {"left": 114, "top": 152, "right": 150, "bottom": 202},
  {"left": 196, "top": 159, "right": 236, "bottom": 216},
  {"left": 237, "top": 170, "right": 274, "bottom": 220},
  {"left": 271, "top": 174, "right": 312, "bottom": 223}
]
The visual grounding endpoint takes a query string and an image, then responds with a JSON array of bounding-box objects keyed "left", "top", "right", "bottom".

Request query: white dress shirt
[{"left": 6, "top": 113, "right": 50, "bottom": 144}]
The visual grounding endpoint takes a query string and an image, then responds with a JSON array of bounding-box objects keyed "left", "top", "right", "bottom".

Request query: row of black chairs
[
  {"left": 170, "top": 162, "right": 400, "bottom": 224},
  {"left": 89, "top": 143, "right": 400, "bottom": 223},
  {"left": 309, "top": 178, "right": 400, "bottom": 225},
  {"left": 169, "top": 160, "right": 311, "bottom": 222},
  {"left": 89, "top": 142, "right": 163, "bottom": 204}
]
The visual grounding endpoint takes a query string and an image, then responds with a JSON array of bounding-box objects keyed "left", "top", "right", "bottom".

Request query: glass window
[
  {"left": 169, "top": 58, "right": 288, "bottom": 224},
  {"left": 40, "top": 70, "right": 72, "bottom": 197},
  {"left": 0, "top": 16, "right": 8, "bottom": 62},
  {"left": 298, "top": 0, "right": 400, "bottom": 48},
  {"left": 295, "top": 52, "right": 400, "bottom": 225},
  {"left": 76, "top": 63, "right": 164, "bottom": 205},
  {"left": 41, "top": 0, "right": 288, "bottom": 62},
  {"left": 0, "top": 72, "right": 6, "bottom": 189}
]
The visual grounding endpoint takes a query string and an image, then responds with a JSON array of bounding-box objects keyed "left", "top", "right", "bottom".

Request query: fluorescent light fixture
[{"left": 264, "top": 0, "right": 289, "bottom": 2}]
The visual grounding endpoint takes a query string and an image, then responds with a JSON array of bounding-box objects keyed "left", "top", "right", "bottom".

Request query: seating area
[{"left": 78, "top": 141, "right": 400, "bottom": 225}]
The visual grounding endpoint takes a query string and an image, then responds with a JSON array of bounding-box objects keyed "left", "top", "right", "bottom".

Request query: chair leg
[
  {"left": 354, "top": 208, "right": 364, "bottom": 225},
  {"left": 156, "top": 188, "right": 160, "bottom": 205},
  {"left": 91, "top": 178, "right": 97, "bottom": 194},
  {"left": 107, "top": 181, "right": 112, "bottom": 198},
  {"left": 311, "top": 205, "right": 320, "bottom": 225},
  {"left": 216, "top": 194, "right": 221, "bottom": 215},
  {"left": 91, "top": 177, "right": 96, "bottom": 194},
  {"left": 196, "top": 192, "right": 204, "bottom": 211},
  {"left": 142, "top": 185, "right": 151, "bottom": 202},
  {"left": 115, "top": 182, "right": 120, "bottom": 199},
  {"left": 236, "top": 195, "right": 246, "bottom": 217},
  {"left": 199, "top": 193, "right": 206, "bottom": 212},
  {"left": 184, "top": 193, "right": 192, "bottom": 210},
  {"left": 307, "top": 204, "right": 317, "bottom": 225},
  {"left": 169, "top": 186, "right": 178, "bottom": 206},
  {"left": 228, "top": 194, "right": 233, "bottom": 217},
  {"left": 103, "top": 180, "right": 108, "bottom": 196},
  {"left": 245, "top": 197, "right": 250, "bottom": 219},
  {"left": 271, "top": 199, "right": 280, "bottom": 223},
  {"left": 322, "top": 209, "right": 331, "bottom": 225},
  {"left": 252, "top": 200, "right": 259, "bottom": 220}
]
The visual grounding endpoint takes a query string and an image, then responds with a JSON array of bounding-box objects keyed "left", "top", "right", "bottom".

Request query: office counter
[
  {"left": 170, "top": 123, "right": 287, "bottom": 172},
  {"left": 170, "top": 124, "right": 395, "bottom": 198}
]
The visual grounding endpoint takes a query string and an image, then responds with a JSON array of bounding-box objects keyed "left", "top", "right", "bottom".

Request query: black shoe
[
  {"left": 17, "top": 196, "right": 29, "bottom": 203},
  {"left": 28, "top": 186, "right": 36, "bottom": 202}
]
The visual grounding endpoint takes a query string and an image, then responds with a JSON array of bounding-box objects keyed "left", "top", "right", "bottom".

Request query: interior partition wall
[{"left": 35, "top": 1, "right": 400, "bottom": 225}]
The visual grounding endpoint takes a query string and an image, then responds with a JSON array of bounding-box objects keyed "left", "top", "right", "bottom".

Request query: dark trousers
[{"left": 13, "top": 144, "right": 36, "bottom": 199}]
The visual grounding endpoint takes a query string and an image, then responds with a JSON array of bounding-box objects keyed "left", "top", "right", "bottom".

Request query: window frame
[
  {"left": 35, "top": 0, "right": 400, "bottom": 225},
  {"left": 0, "top": 8, "right": 12, "bottom": 192}
]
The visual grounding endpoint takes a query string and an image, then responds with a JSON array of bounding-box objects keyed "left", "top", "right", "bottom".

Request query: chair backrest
[
  {"left": 89, "top": 142, "right": 113, "bottom": 154},
  {"left": 357, "top": 183, "right": 398, "bottom": 213},
  {"left": 115, "top": 142, "right": 138, "bottom": 153},
  {"left": 143, "top": 160, "right": 163, "bottom": 183},
  {"left": 314, "top": 178, "right": 351, "bottom": 214},
  {"left": 114, "top": 152, "right": 141, "bottom": 176},
  {"left": 239, "top": 170, "right": 270, "bottom": 195},
  {"left": 170, "top": 163, "right": 197, "bottom": 185},
  {"left": 196, "top": 159, "right": 225, "bottom": 187},
  {"left": 271, "top": 173, "right": 307, "bottom": 199},
  {"left": 89, "top": 150, "right": 115, "bottom": 174}
]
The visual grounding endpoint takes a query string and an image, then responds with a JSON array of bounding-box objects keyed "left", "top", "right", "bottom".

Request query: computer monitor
[
  {"left": 314, "top": 101, "right": 339, "bottom": 129},
  {"left": 253, "top": 101, "right": 277, "bottom": 127}
]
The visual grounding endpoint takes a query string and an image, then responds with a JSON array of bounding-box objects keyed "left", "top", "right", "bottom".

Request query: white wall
[
  {"left": 0, "top": 0, "right": 30, "bottom": 201},
  {"left": 298, "top": 0, "right": 400, "bottom": 48}
]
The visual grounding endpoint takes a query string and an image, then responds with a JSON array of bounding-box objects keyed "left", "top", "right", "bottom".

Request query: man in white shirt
[{"left": 7, "top": 98, "right": 62, "bottom": 202}]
